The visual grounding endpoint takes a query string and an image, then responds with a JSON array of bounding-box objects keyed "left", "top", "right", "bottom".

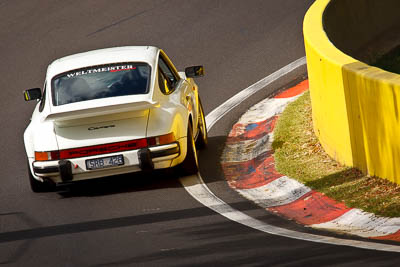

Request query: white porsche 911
[{"left": 23, "top": 46, "right": 207, "bottom": 192}]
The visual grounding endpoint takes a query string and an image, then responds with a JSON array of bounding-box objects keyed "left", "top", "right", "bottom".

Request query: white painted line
[
  {"left": 311, "top": 209, "right": 400, "bottom": 238},
  {"left": 180, "top": 174, "right": 400, "bottom": 252},
  {"left": 236, "top": 97, "right": 298, "bottom": 125},
  {"left": 180, "top": 57, "right": 400, "bottom": 252},
  {"left": 236, "top": 176, "right": 311, "bottom": 208},
  {"left": 206, "top": 57, "right": 307, "bottom": 130}
]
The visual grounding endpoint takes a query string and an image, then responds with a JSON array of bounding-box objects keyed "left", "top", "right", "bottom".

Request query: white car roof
[{"left": 46, "top": 46, "right": 159, "bottom": 79}]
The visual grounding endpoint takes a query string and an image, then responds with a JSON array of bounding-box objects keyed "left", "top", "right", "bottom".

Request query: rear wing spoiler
[{"left": 46, "top": 101, "right": 159, "bottom": 122}]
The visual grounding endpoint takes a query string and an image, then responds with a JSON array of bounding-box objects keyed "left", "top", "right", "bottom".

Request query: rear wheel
[
  {"left": 180, "top": 123, "right": 199, "bottom": 175},
  {"left": 27, "top": 160, "right": 55, "bottom": 192},
  {"left": 195, "top": 98, "right": 208, "bottom": 149}
]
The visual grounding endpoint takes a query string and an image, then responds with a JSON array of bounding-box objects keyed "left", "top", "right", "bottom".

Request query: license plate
[{"left": 85, "top": 155, "right": 124, "bottom": 170}]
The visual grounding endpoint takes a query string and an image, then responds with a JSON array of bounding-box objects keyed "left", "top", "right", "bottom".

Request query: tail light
[
  {"left": 147, "top": 133, "right": 176, "bottom": 146},
  {"left": 34, "top": 133, "right": 176, "bottom": 161},
  {"left": 58, "top": 139, "right": 148, "bottom": 159},
  {"left": 35, "top": 151, "right": 60, "bottom": 161}
]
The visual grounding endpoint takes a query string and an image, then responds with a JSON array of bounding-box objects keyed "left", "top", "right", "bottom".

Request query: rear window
[{"left": 51, "top": 63, "right": 151, "bottom": 106}]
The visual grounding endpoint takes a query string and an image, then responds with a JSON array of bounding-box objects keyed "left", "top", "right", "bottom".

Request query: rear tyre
[
  {"left": 180, "top": 123, "right": 199, "bottom": 175},
  {"left": 195, "top": 98, "right": 208, "bottom": 149},
  {"left": 27, "top": 160, "right": 55, "bottom": 192}
]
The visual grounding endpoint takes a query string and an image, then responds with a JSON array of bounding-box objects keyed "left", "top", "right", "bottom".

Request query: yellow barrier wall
[{"left": 304, "top": 0, "right": 400, "bottom": 184}]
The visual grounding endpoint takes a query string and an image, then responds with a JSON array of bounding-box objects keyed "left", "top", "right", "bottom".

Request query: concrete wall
[{"left": 304, "top": 0, "right": 400, "bottom": 184}]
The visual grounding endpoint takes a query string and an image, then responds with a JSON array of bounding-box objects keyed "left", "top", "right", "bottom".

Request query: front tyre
[
  {"left": 195, "top": 98, "right": 208, "bottom": 149},
  {"left": 180, "top": 123, "right": 199, "bottom": 175},
  {"left": 27, "top": 160, "right": 55, "bottom": 192}
]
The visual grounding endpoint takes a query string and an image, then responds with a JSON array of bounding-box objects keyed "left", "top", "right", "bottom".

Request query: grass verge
[{"left": 272, "top": 91, "right": 400, "bottom": 218}]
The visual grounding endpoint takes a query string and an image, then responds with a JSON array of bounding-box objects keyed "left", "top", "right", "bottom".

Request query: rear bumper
[{"left": 32, "top": 143, "right": 180, "bottom": 183}]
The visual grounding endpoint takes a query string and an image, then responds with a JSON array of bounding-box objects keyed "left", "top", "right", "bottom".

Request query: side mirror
[
  {"left": 24, "top": 88, "right": 42, "bottom": 101},
  {"left": 185, "top": 66, "right": 204, "bottom": 78}
]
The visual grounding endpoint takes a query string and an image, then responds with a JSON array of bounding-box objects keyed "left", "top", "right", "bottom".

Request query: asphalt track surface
[{"left": 1, "top": 0, "right": 400, "bottom": 266}]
